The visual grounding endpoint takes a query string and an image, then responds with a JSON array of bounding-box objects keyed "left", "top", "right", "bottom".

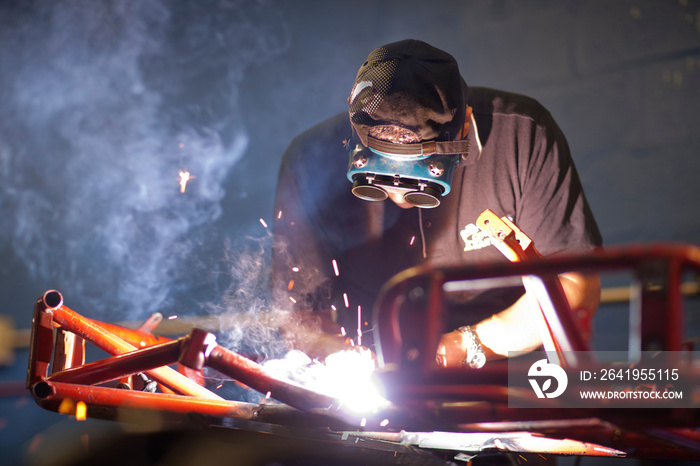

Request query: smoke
[
  {"left": 0, "top": 0, "right": 288, "bottom": 319},
  {"left": 208, "top": 234, "right": 288, "bottom": 358}
]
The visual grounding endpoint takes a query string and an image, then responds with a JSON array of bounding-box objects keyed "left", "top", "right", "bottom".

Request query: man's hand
[{"left": 435, "top": 329, "right": 469, "bottom": 368}]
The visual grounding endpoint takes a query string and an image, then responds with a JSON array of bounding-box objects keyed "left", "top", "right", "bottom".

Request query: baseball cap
[{"left": 348, "top": 39, "right": 469, "bottom": 156}]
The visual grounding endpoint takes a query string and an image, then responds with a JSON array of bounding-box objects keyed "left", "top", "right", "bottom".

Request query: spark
[
  {"left": 289, "top": 296, "right": 297, "bottom": 304},
  {"left": 519, "top": 455, "right": 527, "bottom": 461},
  {"left": 287, "top": 280, "right": 294, "bottom": 291},
  {"left": 168, "top": 315, "right": 177, "bottom": 320},
  {"left": 380, "top": 419, "right": 389, "bottom": 427},
  {"left": 178, "top": 142, "right": 185, "bottom": 149},
  {"left": 277, "top": 210, "right": 283, "bottom": 219},
  {"left": 332, "top": 259, "right": 340, "bottom": 276},
  {"left": 410, "top": 236, "right": 415, "bottom": 245},
  {"left": 331, "top": 304, "right": 337, "bottom": 311},
  {"left": 216, "top": 383, "right": 223, "bottom": 389},
  {"left": 360, "top": 418, "right": 367, "bottom": 427},
  {"left": 340, "top": 327, "right": 346, "bottom": 336},
  {"left": 265, "top": 391, "right": 272, "bottom": 399},
  {"left": 343, "top": 293, "right": 349, "bottom": 308},
  {"left": 292, "top": 266, "right": 299, "bottom": 272},
  {"left": 75, "top": 401, "right": 87, "bottom": 421},
  {"left": 259, "top": 218, "right": 268, "bottom": 228},
  {"left": 178, "top": 170, "right": 193, "bottom": 193},
  {"left": 357, "top": 306, "right": 362, "bottom": 346}
]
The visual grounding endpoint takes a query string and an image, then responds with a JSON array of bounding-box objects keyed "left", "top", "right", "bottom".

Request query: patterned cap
[{"left": 348, "top": 39, "right": 468, "bottom": 154}]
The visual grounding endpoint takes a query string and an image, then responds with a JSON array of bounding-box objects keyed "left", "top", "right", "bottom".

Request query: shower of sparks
[
  {"left": 332, "top": 259, "right": 340, "bottom": 276},
  {"left": 343, "top": 293, "right": 349, "bottom": 308},
  {"left": 410, "top": 236, "right": 415, "bottom": 245},
  {"left": 178, "top": 170, "right": 193, "bottom": 193},
  {"left": 259, "top": 218, "right": 268, "bottom": 228}
]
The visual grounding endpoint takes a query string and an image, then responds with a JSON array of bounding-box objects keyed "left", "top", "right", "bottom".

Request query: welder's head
[{"left": 346, "top": 39, "right": 470, "bottom": 208}]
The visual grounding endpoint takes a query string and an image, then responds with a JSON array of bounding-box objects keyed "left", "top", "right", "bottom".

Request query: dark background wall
[{"left": 1, "top": 0, "right": 699, "bottom": 464}]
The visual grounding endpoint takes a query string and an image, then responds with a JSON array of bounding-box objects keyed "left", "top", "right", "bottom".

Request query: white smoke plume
[{"left": 0, "top": 0, "right": 288, "bottom": 319}]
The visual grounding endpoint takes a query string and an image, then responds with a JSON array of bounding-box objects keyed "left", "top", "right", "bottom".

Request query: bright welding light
[
  {"left": 262, "top": 348, "right": 389, "bottom": 416},
  {"left": 322, "top": 348, "right": 389, "bottom": 415}
]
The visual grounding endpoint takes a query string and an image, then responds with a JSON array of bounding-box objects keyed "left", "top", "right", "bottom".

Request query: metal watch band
[{"left": 457, "top": 325, "right": 486, "bottom": 369}]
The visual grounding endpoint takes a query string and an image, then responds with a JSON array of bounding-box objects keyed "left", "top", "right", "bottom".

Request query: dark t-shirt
[{"left": 271, "top": 87, "right": 602, "bottom": 335}]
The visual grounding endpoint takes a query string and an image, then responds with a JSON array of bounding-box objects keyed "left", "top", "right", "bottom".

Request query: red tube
[
  {"left": 48, "top": 298, "right": 221, "bottom": 399},
  {"left": 207, "top": 345, "right": 337, "bottom": 412}
]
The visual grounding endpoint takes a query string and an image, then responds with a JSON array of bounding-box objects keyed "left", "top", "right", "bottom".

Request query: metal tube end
[{"left": 42, "top": 290, "right": 63, "bottom": 309}]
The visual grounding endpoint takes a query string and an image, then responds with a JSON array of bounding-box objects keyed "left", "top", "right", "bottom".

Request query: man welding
[{"left": 271, "top": 39, "right": 602, "bottom": 368}]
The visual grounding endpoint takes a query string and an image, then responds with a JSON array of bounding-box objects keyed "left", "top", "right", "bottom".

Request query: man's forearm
[{"left": 475, "top": 272, "right": 601, "bottom": 357}]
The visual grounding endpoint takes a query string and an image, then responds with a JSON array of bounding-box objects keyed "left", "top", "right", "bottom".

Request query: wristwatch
[{"left": 457, "top": 325, "right": 486, "bottom": 369}]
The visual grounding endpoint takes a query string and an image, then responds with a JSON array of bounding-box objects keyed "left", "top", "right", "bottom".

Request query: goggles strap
[
  {"left": 358, "top": 106, "right": 473, "bottom": 157},
  {"left": 365, "top": 136, "right": 469, "bottom": 156}
]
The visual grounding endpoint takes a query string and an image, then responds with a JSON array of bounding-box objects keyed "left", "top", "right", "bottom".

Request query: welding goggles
[{"left": 345, "top": 138, "right": 463, "bottom": 208}]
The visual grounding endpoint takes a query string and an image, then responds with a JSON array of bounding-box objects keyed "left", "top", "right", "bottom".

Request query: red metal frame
[
  {"left": 27, "top": 291, "right": 354, "bottom": 427},
  {"left": 26, "top": 242, "right": 700, "bottom": 460},
  {"left": 372, "top": 242, "right": 700, "bottom": 458}
]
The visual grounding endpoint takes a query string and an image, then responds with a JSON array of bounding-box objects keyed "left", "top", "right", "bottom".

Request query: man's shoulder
[
  {"left": 468, "top": 86, "right": 553, "bottom": 126},
  {"left": 287, "top": 112, "right": 352, "bottom": 154}
]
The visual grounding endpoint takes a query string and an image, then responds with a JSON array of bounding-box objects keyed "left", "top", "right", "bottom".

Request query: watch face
[{"left": 468, "top": 353, "right": 487, "bottom": 369}]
